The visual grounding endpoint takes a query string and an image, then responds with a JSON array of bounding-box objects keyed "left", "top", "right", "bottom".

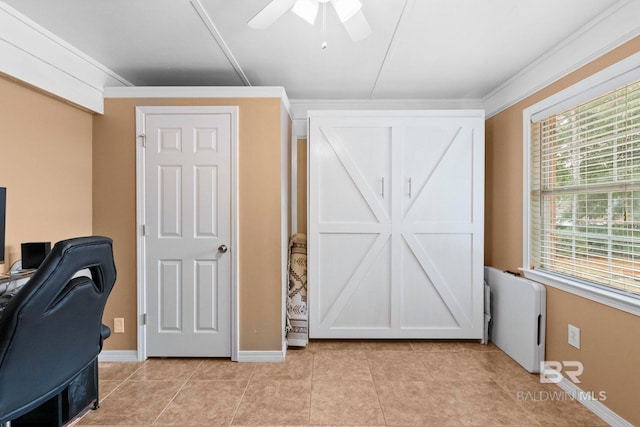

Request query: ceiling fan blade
[
  {"left": 343, "top": 9, "right": 371, "bottom": 42},
  {"left": 292, "top": 0, "right": 319, "bottom": 25},
  {"left": 330, "top": 0, "right": 361, "bottom": 23},
  {"left": 248, "top": 0, "right": 296, "bottom": 29}
]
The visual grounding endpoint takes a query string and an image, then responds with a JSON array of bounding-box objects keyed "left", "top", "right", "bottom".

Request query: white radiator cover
[{"left": 484, "top": 266, "right": 546, "bottom": 373}]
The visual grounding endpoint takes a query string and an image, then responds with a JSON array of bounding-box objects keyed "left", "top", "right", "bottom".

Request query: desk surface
[
  {"left": 0, "top": 271, "right": 34, "bottom": 314},
  {"left": 0, "top": 270, "right": 35, "bottom": 286}
]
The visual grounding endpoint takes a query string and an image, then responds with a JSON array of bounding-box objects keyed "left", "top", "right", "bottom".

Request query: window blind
[{"left": 530, "top": 80, "right": 640, "bottom": 295}]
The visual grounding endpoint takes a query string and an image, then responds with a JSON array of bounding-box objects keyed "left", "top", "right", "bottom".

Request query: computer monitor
[{"left": 0, "top": 187, "right": 5, "bottom": 264}]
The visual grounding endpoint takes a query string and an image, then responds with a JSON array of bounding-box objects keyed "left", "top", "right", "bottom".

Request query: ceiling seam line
[
  {"left": 368, "top": 0, "right": 413, "bottom": 99},
  {"left": 190, "top": 0, "right": 252, "bottom": 86}
]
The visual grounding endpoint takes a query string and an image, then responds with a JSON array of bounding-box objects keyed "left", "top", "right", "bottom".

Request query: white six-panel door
[
  {"left": 144, "top": 110, "right": 232, "bottom": 357},
  {"left": 308, "top": 111, "right": 484, "bottom": 339}
]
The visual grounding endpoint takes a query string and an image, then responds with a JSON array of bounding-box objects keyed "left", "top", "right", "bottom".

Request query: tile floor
[{"left": 72, "top": 340, "right": 607, "bottom": 426}]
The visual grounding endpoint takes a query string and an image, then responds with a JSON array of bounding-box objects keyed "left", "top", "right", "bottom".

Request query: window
[{"left": 529, "top": 80, "right": 640, "bottom": 295}]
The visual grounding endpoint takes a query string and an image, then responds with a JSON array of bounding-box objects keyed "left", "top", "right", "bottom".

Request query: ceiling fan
[{"left": 248, "top": 0, "right": 372, "bottom": 42}]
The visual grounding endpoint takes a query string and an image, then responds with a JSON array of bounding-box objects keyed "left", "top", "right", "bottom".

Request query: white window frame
[{"left": 522, "top": 51, "right": 640, "bottom": 317}]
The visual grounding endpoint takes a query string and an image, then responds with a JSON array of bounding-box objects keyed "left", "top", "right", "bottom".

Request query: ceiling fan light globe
[
  {"left": 331, "top": 0, "right": 362, "bottom": 23},
  {"left": 292, "top": 0, "right": 319, "bottom": 25}
]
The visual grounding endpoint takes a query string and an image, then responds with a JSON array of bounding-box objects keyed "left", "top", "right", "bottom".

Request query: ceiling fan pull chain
[{"left": 321, "top": 1, "right": 328, "bottom": 50}]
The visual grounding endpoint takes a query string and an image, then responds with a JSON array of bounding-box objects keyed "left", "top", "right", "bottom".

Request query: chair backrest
[{"left": 0, "top": 236, "right": 116, "bottom": 422}]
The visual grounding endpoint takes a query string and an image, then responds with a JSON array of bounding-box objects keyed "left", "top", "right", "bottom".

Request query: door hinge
[
  {"left": 142, "top": 313, "right": 147, "bottom": 325},
  {"left": 142, "top": 224, "right": 146, "bottom": 236},
  {"left": 138, "top": 134, "right": 146, "bottom": 147}
]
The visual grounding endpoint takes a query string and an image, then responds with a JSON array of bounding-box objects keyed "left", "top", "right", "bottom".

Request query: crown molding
[
  {"left": 104, "top": 86, "right": 290, "bottom": 115},
  {"left": 3, "top": 0, "right": 636, "bottom": 119},
  {"left": 289, "top": 98, "right": 484, "bottom": 120},
  {"left": 483, "top": 0, "right": 640, "bottom": 119},
  {"left": 0, "top": 2, "right": 131, "bottom": 113}
]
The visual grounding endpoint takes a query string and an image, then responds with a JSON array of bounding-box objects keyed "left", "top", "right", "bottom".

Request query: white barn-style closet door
[{"left": 308, "top": 111, "right": 484, "bottom": 339}]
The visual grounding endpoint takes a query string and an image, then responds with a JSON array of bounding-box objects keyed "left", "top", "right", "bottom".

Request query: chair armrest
[{"left": 100, "top": 324, "right": 111, "bottom": 341}]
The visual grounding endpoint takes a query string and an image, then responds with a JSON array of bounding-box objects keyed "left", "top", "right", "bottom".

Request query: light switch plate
[
  {"left": 114, "top": 317, "right": 125, "bottom": 334},
  {"left": 568, "top": 324, "right": 580, "bottom": 349}
]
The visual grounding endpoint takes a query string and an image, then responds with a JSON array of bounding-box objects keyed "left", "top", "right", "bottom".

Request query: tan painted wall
[
  {"left": 0, "top": 75, "right": 93, "bottom": 274},
  {"left": 486, "top": 36, "right": 640, "bottom": 424},
  {"left": 296, "top": 138, "right": 307, "bottom": 235},
  {"left": 93, "top": 97, "right": 288, "bottom": 352}
]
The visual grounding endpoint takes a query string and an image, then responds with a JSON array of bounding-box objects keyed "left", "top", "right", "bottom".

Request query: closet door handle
[
  {"left": 408, "top": 177, "right": 412, "bottom": 198},
  {"left": 381, "top": 177, "right": 385, "bottom": 198}
]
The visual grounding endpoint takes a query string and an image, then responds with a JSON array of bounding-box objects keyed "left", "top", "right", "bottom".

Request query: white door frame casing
[{"left": 135, "top": 105, "right": 240, "bottom": 362}]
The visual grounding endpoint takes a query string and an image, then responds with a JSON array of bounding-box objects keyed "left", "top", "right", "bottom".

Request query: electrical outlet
[
  {"left": 568, "top": 324, "right": 580, "bottom": 349},
  {"left": 114, "top": 317, "right": 125, "bottom": 334}
]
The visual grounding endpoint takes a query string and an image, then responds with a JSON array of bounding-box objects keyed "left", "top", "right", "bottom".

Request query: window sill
[{"left": 521, "top": 269, "right": 640, "bottom": 317}]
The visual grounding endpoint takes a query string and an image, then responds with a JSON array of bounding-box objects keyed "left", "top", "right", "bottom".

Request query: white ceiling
[{"left": 0, "top": 0, "right": 631, "bottom": 102}]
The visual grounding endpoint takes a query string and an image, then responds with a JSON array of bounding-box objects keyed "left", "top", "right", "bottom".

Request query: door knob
[{"left": 218, "top": 244, "right": 228, "bottom": 253}]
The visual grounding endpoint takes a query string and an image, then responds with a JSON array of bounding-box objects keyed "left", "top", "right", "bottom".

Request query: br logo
[{"left": 540, "top": 361, "right": 584, "bottom": 384}]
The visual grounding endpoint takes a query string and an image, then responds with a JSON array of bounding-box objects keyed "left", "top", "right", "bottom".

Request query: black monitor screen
[{"left": 0, "top": 187, "right": 5, "bottom": 264}]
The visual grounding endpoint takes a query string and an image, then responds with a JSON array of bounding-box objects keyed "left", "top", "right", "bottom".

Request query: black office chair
[{"left": 0, "top": 236, "right": 116, "bottom": 427}]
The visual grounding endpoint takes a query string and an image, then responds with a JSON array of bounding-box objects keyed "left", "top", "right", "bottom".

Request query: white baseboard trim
[
  {"left": 237, "top": 341, "right": 288, "bottom": 363},
  {"left": 99, "top": 346, "right": 290, "bottom": 363},
  {"left": 236, "top": 351, "right": 285, "bottom": 362},
  {"left": 553, "top": 371, "right": 633, "bottom": 427},
  {"left": 98, "top": 350, "right": 139, "bottom": 363}
]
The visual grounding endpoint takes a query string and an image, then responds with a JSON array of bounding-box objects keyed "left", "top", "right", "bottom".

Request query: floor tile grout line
[
  {"left": 95, "top": 376, "right": 125, "bottom": 402},
  {"left": 99, "top": 358, "right": 149, "bottom": 385},
  {"left": 76, "top": 360, "right": 149, "bottom": 424},
  {"left": 307, "top": 354, "right": 315, "bottom": 425},
  {"left": 78, "top": 360, "right": 147, "bottom": 421},
  {"left": 149, "top": 359, "right": 204, "bottom": 426},
  {"left": 416, "top": 349, "right": 437, "bottom": 382},
  {"left": 366, "top": 353, "right": 389, "bottom": 426},
  {"left": 307, "top": 353, "right": 318, "bottom": 425},
  {"left": 121, "top": 358, "right": 149, "bottom": 381},
  {"left": 83, "top": 343, "right": 604, "bottom": 427},
  {"left": 498, "top": 373, "right": 545, "bottom": 427},
  {"left": 228, "top": 362, "right": 257, "bottom": 425}
]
